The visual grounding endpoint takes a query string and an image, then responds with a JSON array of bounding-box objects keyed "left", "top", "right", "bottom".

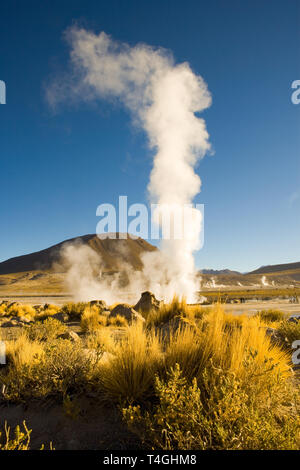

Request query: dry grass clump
[
  {"left": 0, "top": 421, "right": 32, "bottom": 450},
  {"left": 80, "top": 306, "right": 107, "bottom": 332},
  {"left": 0, "top": 298, "right": 299, "bottom": 449},
  {"left": 99, "top": 322, "right": 162, "bottom": 403},
  {"left": 164, "top": 305, "right": 291, "bottom": 386},
  {"left": 5, "top": 333, "right": 44, "bottom": 369},
  {"left": 146, "top": 296, "right": 188, "bottom": 327},
  {"left": 255, "top": 309, "right": 286, "bottom": 324},
  {"left": 146, "top": 296, "right": 208, "bottom": 328},
  {"left": 1, "top": 337, "right": 99, "bottom": 401},
  {"left": 35, "top": 304, "right": 60, "bottom": 321},
  {"left": 61, "top": 302, "right": 89, "bottom": 319},
  {"left": 86, "top": 328, "right": 116, "bottom": 353},
  {"left": 122, "top": 304, "right": 299, "bottom": 450},
  {"left": 0, "top": 303, "right": 36, "bottom": 320},
  {"left": 277, "top": 320, "right": 300, "bottom": 347},
  {"left": 107, "top": 314, "right": 128, "bottom": 327}
]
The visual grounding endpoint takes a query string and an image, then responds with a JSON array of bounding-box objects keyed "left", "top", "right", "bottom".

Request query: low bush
[
  {"left": 26, "top": 317, "right": 67, "bottom": 342},
  {"left": 61, "top": 302, "right": 89, "bottom": 320},
  {"left": 1, "top": 337, "right": 100, "bottom": 401},
  {"left": 35, "top": 304, "right": 60, "bottom": 321},
  {"left": 124, "top": 362, "right": 300, "bottom": 450},
  {"left": 0, "top": 303, "right": 36, "bottom": 320},
  {"left": 107, "top": 314, "right": 128, "bottom": 327},
  {"left": 255, "top": 309, "right": 286, "bottom": 324}
]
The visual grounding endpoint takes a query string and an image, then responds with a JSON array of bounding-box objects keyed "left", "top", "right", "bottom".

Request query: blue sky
[{"left": 0, "top": 0, "right": 299, "bottom": 272}]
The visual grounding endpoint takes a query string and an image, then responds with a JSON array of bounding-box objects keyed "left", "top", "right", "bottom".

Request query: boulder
[
  {"left": 265, "top": 327, "right": 288, "bottom": 348},
  {"left": 1, "top": 319, "right": 19, "bottom": 328},
  {"left": 58, "top": 331, "right": 80, "bottom": 342},
  {"left": 109, "top": 304, "right": 145, "bottom": 323},
  {"left": 101, "top": 310, "right": 111, "bottom": 317},
  {"left": 88, "top": 300, "right": 108, "bottom": 311},
  {"left": 134, "top": 291, "right": 161, "bottom": 315},
  {"left": 33, "top": 305, "right": 43, "bottom": 312},
  {"left": 52, "top": 312, "right": 69, "bottom": 323},
  {"left": 288, "top": 315, "right": 300, "bottom": 324},
  {"left": 16, "top": 316, "right": 32, "bottom": 324}
]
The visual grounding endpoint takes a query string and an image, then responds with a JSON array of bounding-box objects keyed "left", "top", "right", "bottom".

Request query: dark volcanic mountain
[
  {"left": 201, "top": 269, "right": 241, "bottom": 275},
  {"left": 248, "top": 261, "right": 300, "bottom": 275},
  {"left": 0, "top": 234, "right": 157, "bottom": 275}
]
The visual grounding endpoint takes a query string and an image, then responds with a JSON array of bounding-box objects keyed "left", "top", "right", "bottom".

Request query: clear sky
[{"left": 0, "top": 0, "right": 299, "bottom": 272}]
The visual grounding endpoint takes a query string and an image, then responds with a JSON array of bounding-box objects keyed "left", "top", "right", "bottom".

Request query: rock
[
  {"left": 288, "top": 315, "right": 300, "bottom": 324},
  {"left": 88, "top": 300, "right": 107, "bottom": 311},
  {"left": 7, "top": 302, "right": 17, "bottom": 309},
  {"left": 1, "top": 319, "right": 19, "bottom": 328},
  {"left": 265, "top": 327, "right": 288, "bottom": 348},
  {"left": 52, "top": 312, "right": 69, "bottom": 323},
  {"left": 58, "top": 331, "right": 80, "bottom": 342},
  {"left": 16, "top": 316, "right": 32, "bottom": 324},
  {"left": 99, "top": 351, "right": 115, "bottom": 365},
  {"left": 33, "top": 305, "right": 43, "bottom": 312},
  {"left": 101, "top": 310, "right": 111, "bottom": 316},
  {"left": 134, "top": 291, "right": 161, "bottom": 315},
  {"left": 109, "top": 304, "right": 145, "bottom": 323}
]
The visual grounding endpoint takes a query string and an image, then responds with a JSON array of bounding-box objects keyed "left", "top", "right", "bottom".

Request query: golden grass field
[{"left": 0, "top": 297, "right": 300, "bottom": 450}]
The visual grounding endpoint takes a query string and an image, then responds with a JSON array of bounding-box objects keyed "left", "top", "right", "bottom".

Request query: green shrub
[
  {"left": 26, "top": 317, "right": 67, "bottom": 342},
  {"left": 1, "top": 338, "right": 100, "bottom": 401},
  {"left": 124, "top": 363, "right": 300, "bottom": 450}
]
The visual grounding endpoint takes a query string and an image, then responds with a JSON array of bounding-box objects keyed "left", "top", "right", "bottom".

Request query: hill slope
[
  {"left": 248, "top": 261, "right": 300, "bottom": 275},
  {"left": 0, "top": 234, "right": 157, "bottom": 275}
]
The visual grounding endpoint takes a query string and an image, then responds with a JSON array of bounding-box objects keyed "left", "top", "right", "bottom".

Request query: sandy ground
[
  {"left": 0, "top": 294, "right": 73, "bottom": 305},
  {"left": 221, "top": 300, "right": 300, "bottom": 316}
]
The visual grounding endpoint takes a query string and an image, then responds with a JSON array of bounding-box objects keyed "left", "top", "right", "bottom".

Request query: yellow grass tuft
[
  {"left": 99, "top": 322, "right": 162, "bottom": 403},
  {"left": 80, "top": 306, "right": 107, "bottom": 332}
]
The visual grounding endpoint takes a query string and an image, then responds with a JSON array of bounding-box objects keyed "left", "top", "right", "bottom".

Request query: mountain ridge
[{"left": 0, "top": 233, "right": 157, "bottom": 275}]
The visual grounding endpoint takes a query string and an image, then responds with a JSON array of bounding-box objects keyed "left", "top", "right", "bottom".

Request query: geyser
[{"left": 49, "top": 28, "right": 212, "bottom": 302}]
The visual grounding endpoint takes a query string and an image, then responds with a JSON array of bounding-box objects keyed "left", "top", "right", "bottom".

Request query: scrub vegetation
[{"left": 0, "top": 298, "right": 299, "bottom": 450}]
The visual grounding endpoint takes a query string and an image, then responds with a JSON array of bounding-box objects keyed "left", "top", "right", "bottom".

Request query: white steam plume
[{"left": 49, "top": 28, "right": 212, "bottom": 303}]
